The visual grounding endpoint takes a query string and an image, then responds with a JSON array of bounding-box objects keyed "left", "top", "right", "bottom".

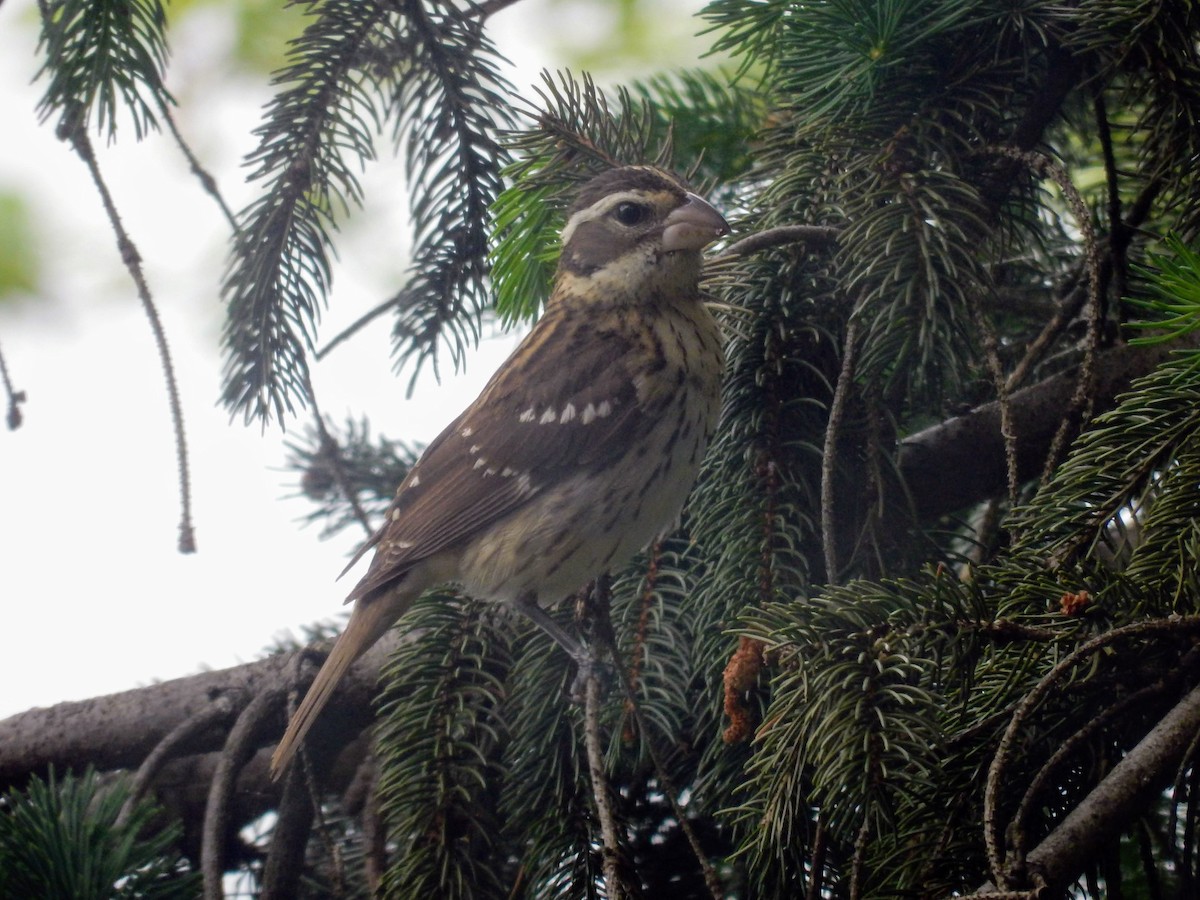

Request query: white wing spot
[
  {"left": 560, "top": 403, "right": 576, "bottom": 423},
  {"left": 469, "top": 444, "right": 482, "bottom": 454},
  {"left": 597, "top": 400, "right": 613, "bottom": 418},
  {"left": 539, "top": 407, "right": 557, "bottom": 425},
  {"left": 394, "top": 540, "right": 414, "bottom": 550},
  {"left": 390, "top": 508, "right": 402, "bottom": 521},
  {"left": 582, "top": 403, "right": 597, "bottom": 425},
  {"left": 500, "top": 467, "right": 516, "bottom": 477},
  {"left": 516, "top": 473, "right": 533, "bottom": 493},
  {"left": 461, "top": 426, "right": 473, "bottom": 438},
  {"left": 485, "top": 467, "right": 497, "bottom": 476},
  {"left": 409, "top": 474, "right": 420, "bottom": 488},
  {"left": 519, "top": 407, "right": 536, "bottom": 423},
  {"left": 473, "top": 457, "right": 487, "bottom": 470}
]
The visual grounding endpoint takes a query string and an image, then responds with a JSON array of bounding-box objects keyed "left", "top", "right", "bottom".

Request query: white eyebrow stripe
[{"left": 559, "top": 189, "right": 655, "bottom": 247}]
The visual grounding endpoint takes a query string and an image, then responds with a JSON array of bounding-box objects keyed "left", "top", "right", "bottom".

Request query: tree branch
[
  {"left": 898, "top": 338, "right": 1195, "bottom": 519},
  {"left": 64, "top": 118, "right": 196, "bottom": 554},
  {"left": 976, "top": 680, "right": 1200, "bottom": 895},
  {"left": 0, "top": 634, "right": 397, "bottom": 787}
]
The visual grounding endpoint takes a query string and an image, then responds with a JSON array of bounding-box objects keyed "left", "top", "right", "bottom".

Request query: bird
[{"left": 270, "top": 165, "right": 728, "bottom": 777}]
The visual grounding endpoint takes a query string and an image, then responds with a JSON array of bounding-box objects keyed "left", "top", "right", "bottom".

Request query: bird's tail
[{"left": 270, "top": 590, "right": 409, "bottom": 779}]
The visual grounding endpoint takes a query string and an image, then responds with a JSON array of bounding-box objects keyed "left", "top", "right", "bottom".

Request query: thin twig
[
  {"left": 717, "top": 224, "right": 840, "bottom": 260},
  {"left": 261, "top": 762, "right": 318, "bottom": 899},
  {"left": 622, "top": 541, "right": 661, "bottom": 737},
  {"left": 1004, "top": 281, "right": 1087, "bottom": 393},
  {"left": 1010, "top": 678, "right": 1173, "bottom": 860},
  {"left": 62, "top": 118, "right": 196, "bottom": 553},
  {"left": 849, "top": 815, "right": 871, "bottom": 900},
  {"left": 584, "top": 579, "right": 722, "bottom": 897},
  {"left": 315, "top": 291, "right": 403, "bottom": 360},
  {"left": 157, "top": 99, "right": 239, "bottom": 232},
  {"left": 983, "top": 616, "right": 1200, "bottom": 888},
  {"left": 972, "top": 298, "right": 1019, "bottom": 506},
  {"left": 360, "top": 756, "right": 387, "bottom": 894},
  {"left": 202, "top": 686, "right": 286, "bottom": 900},
  {"left": 584, "top": 670, "right": 625, "bottom": 900},
  {"left": 806, "top": 812, "right": 828, "bottom": 900},
  {"left": 0, "top": 338, "right": 25, "bottom": 430},
  {"left": 301, "top": 731, "right": 346, "bottom": 896},
  {"left": 303, "top": 373, "right": 375, "bottom": 538},
  {"left": 987, "top": 148, "right": 1102, "bottom": 486},
  {"left": 117, "top": 694, "right": 241, "bottom": 826},
  {"left": 578, "top": 570, "right": 722, "bottom": 897},
  {"left": 821, "top": 318, "right": 859, "bottom": 582},
  {"left": 1093, "top": 88, "right": 1125, "bottom": 320},
  {"left": 283, "top": 647, "right": 348, "bottom": 893},
  {"left": 623, "top": 683, "right": 724, "bottom": 899},
  {"left": 1016, "top": 683, "right": 1200, "bottom": 893}
]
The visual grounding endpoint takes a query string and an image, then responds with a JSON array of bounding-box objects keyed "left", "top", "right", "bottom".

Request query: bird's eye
[{"left": 613, "top": 202, "right": 646, "bottom": 226}]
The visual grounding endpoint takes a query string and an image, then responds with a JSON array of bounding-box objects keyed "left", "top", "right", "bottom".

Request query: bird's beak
[{"left": 662, "top": 193, "right": 730, "bottom": 252}]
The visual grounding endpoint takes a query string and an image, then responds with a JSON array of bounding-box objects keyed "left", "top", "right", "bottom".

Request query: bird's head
[{"left": 554, "top": 166, "right": 729, "bottom": 306}]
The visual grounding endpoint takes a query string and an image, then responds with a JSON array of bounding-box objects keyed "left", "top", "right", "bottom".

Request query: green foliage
[
  {"left": 1128, "top": 235, "right": 1200, "bottom": 345},
  {"left": 377, "top": 592, "right": 514, "bottom": 899},
  {"left": 0, "top": 769, "right": 198, "bottom": 899},
  {"left": 1014, "top": 346, "right": 1200, "bottom": 599},
  {"left": 220, "top": 0, "right": 513, "bottom": 423},
  {"left": 36, "top": 0, "right": 172, "bottom": 138}
]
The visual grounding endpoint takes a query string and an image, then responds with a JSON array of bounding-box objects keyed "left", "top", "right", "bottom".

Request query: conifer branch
[
  {"left": 117, "top": 696, "right": 239, "bottom": 827},
  {"left": 62, "top": 116, "right": 196, "bottom": 553},
  {"left": 202, "top": 685, "right": 286, "bottom": 899},
  {"left": 821, "top": 318, "right": 858, "bottom": 582},
  {"left": 221, "top": 0, "right": 396, "bottom": 423},
  {"left": 719, "top": 224, "right": 840, "bottom": 259},
  {"left": 584, "top": 670, "right": 625, "bottom": 900},
  {"left": 984, "top": 617, "right": 1200, "bottom": 888}
]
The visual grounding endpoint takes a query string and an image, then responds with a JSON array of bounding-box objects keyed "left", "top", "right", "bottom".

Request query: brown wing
[{"left": 343, "top": 309, "right": 654, "bottom": 601}]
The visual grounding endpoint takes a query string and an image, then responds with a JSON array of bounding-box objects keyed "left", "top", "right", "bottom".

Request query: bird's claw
[{"left": 569, "top": 652, "right": 613, "bottom": 703}]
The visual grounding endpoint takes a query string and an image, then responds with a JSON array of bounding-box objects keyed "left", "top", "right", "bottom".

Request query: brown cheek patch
[{"left": 562, "top": 220, "right": 626, "bottom": 275}]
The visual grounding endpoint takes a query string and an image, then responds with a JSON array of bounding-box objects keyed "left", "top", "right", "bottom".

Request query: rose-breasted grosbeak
[{"left": 270, "top": 166, "right": 728, "bottom": 776}]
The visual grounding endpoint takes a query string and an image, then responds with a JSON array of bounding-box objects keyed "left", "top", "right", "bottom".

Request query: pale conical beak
[{"left": 662, "top": 192, "right": 730, "bottom": 252}]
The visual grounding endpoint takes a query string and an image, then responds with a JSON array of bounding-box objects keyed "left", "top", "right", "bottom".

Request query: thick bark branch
[
  {"left": 975, "top": 682, "right": 1200, "bottom": 895},
  {"left": 0, "top": 633, "right": 396, "bottom": 788},
  {"left": 898, "top": 340, "right": 1188, "bottom": 519}
]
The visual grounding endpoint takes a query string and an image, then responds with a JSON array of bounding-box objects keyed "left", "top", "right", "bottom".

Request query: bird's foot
[{"left": 569, "top": 651, "right": 613, "bottom": 704}]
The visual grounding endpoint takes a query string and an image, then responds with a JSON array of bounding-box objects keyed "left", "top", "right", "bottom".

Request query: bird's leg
[{"left": 513, "top": 591, "right": 609, "bottom": 701}]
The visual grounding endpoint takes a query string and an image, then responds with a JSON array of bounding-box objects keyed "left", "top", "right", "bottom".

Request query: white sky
[{"left": 0, "top": 0, "right": 711, "bottom": 719}]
